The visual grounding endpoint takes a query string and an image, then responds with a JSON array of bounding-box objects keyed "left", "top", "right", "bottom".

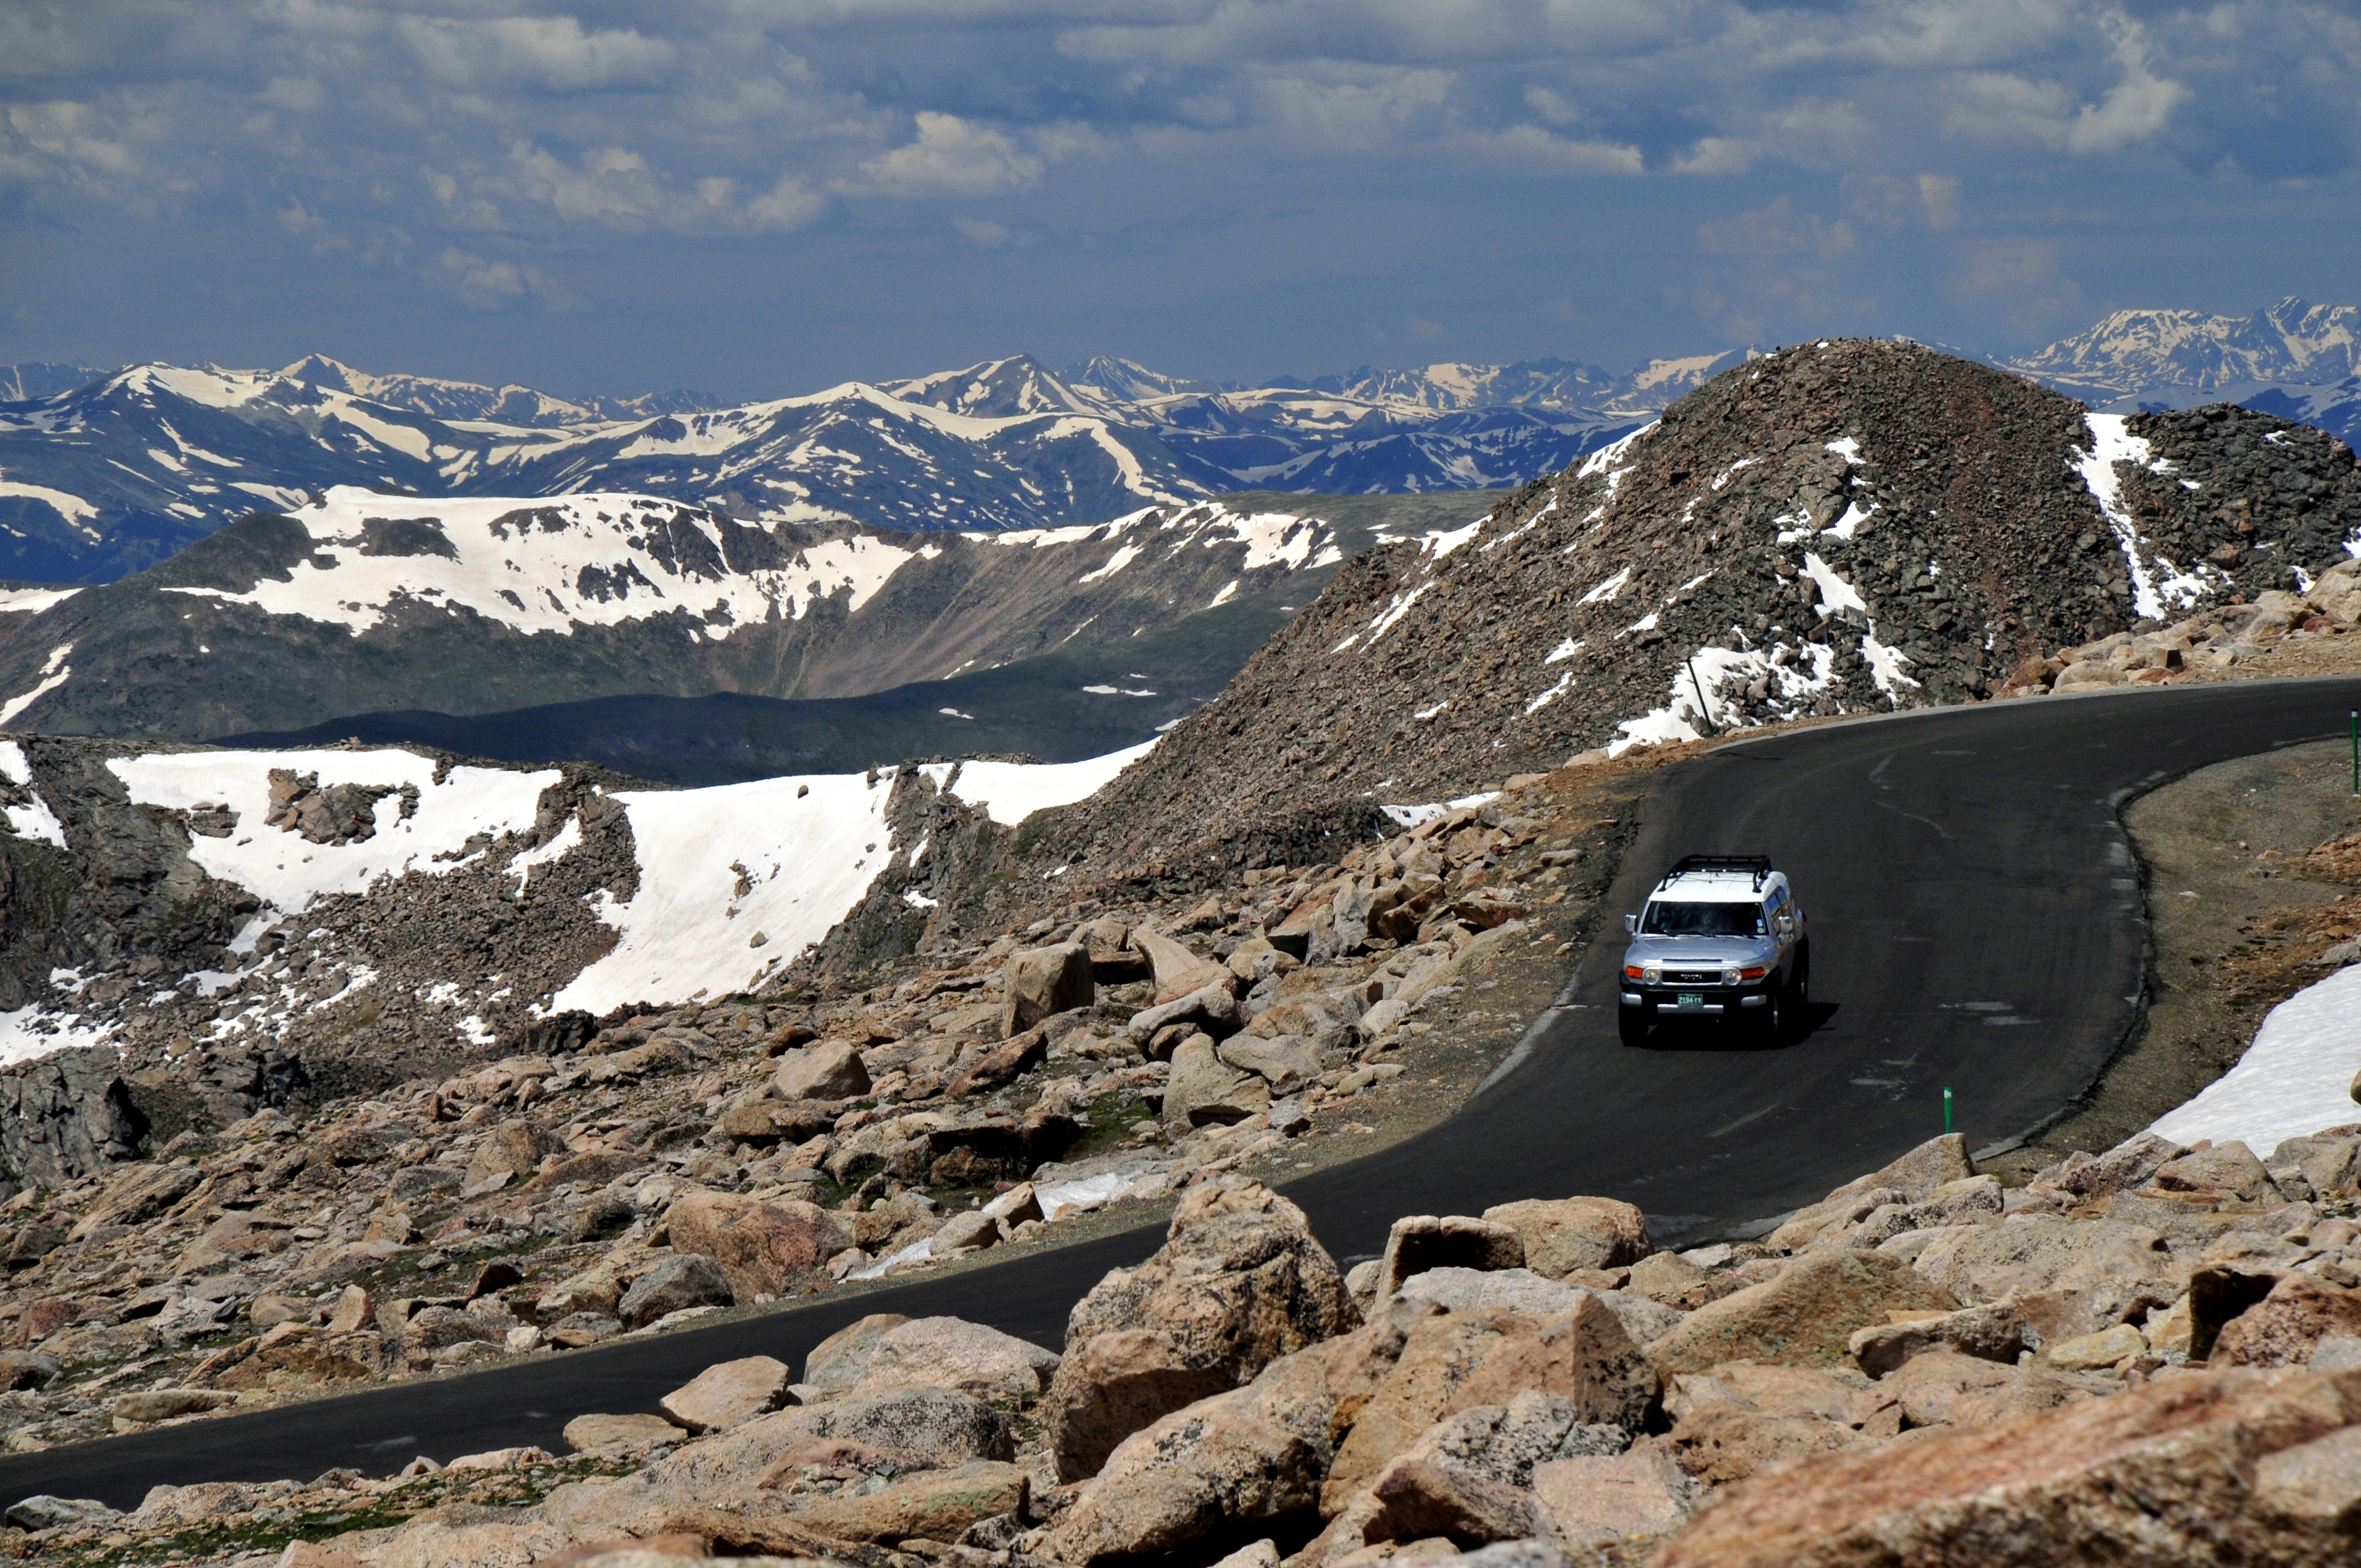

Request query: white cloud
[{"left": 840, "top": 112, "right": 1043, "bottom": 198}]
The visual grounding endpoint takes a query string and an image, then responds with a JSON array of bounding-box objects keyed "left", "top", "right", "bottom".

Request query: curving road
[{"left": 18, "top": 676, "right": 2361, "bottom": 1508}]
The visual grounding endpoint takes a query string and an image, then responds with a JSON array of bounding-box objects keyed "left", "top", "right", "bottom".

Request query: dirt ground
[{"left": 1984, "top": 735, "right": 2361, "bottom": 1182}]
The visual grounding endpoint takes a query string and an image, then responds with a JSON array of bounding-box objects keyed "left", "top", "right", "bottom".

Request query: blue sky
[{"left": 4, "top": 2, "right": 2357, "bottom": 401}]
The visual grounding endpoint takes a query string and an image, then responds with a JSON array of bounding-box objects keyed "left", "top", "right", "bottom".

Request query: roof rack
[{"left": 1659, "top": 854, "right": 1773, "bottom": 892}]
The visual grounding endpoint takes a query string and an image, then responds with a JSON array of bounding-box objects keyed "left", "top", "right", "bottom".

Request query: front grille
[{"left": 1663, "top": 969, "right": 1724, "bottom": 984}]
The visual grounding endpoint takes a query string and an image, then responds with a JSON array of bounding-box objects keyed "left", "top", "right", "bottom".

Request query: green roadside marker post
[
  {"left": 2351, "top": 709, "right": 2357, "bottom": 797},
  {"left": 1943, "top": 1087, "right": 1954, "bottom": 1135}
]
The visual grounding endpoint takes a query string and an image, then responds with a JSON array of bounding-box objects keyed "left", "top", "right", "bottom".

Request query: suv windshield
[{"left": 1642, "top": 900, "right": 1765, "bottom": 938}]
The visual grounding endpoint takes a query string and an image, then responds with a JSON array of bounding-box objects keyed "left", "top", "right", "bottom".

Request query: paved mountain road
[{"left": 18, "top": 676, "right": 2360, "bottom": 1508}]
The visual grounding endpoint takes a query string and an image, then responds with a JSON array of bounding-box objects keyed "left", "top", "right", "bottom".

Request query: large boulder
[
  {"left": 774, "top": 1041, "right": 871, "bottom": 1102},
  {"left": 616, "top": 1254, "right": 734, "bottom": 1329},
  {"left": 850, "top": 1316, "right": 1060, "bottom": 1400},
  {"left": 660, "top": 1355, "right": 793, "bottom": 1433},
  {"left": 1043, "top": 1178, "right": 1358, "bottom": 1481},
  {"left": 1374, "top": 1215, "right": 1528, "bottom": 1300},
  {"left": 1163, "top": 1036, "right": 1272, "bottom": 1129},
  {"left": 1003, "top": 942, "right": 1094, "bottom": 1037},
  {"left": 2152, "top": 1140, "right": 2277, "bottom": 1204},
  {"left": 803, "top": 1312, "right": 908, "bottom": 1395},
  {"left": 2212, "top": 1275, "right": 2361, "bottom": 1369},
  {"left": 791, "top": 1459, "right": 1030, "bottom": 1544},
  {"left": 1323, "top": 1298, "right": 1660, "bottom": 1509},
  {"left": 1043, "top": 1300, "right": 1425, "bottom": 1561},
  {"left": 1653, "top": 1367, "right": 2361, "bottom": 1567},
  {"left": 1646, "top": 1250, "right": 1959, "bottom": 1373},
  {"left": 665, "top": 1190, "right": 850, "bottom": 1301},
  {"left": 1481, "top": 1197, "right": 1650, "bottom": 1280},
  {"left": 1131, "top": 928, "right": 1228, "bottom": 1003},
  {"left": 1766, "top": 1135, "right": 1973, "bottom": 1251},
  {"left": 1303, "top": 1391, "right": 1630, "bottom": 1566},
  {"left": 464, "top": 1119, "right": 567, "bottom": 1191}
]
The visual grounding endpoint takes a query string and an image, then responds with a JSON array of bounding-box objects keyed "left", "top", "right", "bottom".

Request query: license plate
[{"left": 1676, "top": 993, "right": 1705, "bottom": 1010}]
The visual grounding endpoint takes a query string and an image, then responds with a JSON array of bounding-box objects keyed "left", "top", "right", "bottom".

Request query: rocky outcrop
[
  {"left": 1043, "top": 1178, "right": 1357, "bottom": 1480},
  {"left": 1656, "top": 1366, "right": 2361, "bottom": 1567}
]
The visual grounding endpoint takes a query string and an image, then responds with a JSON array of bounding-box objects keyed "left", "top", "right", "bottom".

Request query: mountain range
[{"left": 0, "top": 348, "right": 1739, "bottom": 584}]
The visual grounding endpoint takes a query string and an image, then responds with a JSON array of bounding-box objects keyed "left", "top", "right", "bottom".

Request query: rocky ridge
[
  {"left": 1031, "top": 340, "right": 2361, "bottom": 876},
  {"left": 0, "top": 492, "right": 1363, "bottom": 744},
  {"left": 12, "top": 1116, "right": 2361, "bottom": 1568}
]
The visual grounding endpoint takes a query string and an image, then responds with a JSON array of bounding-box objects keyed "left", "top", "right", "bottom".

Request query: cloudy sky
[{"left": 4, "top": 2, "right": 2357, "bottom": 401}]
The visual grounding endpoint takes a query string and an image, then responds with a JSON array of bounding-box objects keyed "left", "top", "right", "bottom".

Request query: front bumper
[{"left": 1620, "top": 983, "right": 1771, "bottom": 1016}]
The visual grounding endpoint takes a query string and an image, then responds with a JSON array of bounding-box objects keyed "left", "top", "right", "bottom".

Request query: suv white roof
[{"left": 1651, "top": 869, "right": 1787, "bottom": 904}]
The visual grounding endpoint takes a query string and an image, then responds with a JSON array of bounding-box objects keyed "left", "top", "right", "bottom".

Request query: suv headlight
[
  {"left": 1643, "top": 967, "right": 1660, "bottom": 984},
  {"left": 1722, "top": 967, "right": 1742, "bottom": 985}
]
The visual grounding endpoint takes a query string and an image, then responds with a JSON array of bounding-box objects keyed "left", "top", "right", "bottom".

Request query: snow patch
[
  {"left": 554, "top": 769, "right": 898, "bottom": 1015},
  {"left": 0, "top": 742, "right": 67, "bottom": 847},
  {"left": 2150, "top": 963, "right": 2361, "bottom": 1156},
  {"left": 1380, "top": 791, "right": 1502, "bottom": 830},
  {"left": 922, "top": 741, "right": 1157, "bottom": 826}
]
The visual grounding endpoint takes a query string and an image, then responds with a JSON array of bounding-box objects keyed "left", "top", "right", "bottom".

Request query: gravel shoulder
[{"left": 1984, "top": 733, "right": 2361, "bottom": 1181}]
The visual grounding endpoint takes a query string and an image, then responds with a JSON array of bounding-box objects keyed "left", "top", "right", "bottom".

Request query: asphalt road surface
[{"left": 18, "top": 676, "right": 2361, "bottom": 1508}]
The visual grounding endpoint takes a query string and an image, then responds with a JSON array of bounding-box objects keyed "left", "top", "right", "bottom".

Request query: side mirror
[{"left": 1623, "top": 913, "right": 1637, "bottom": 935}]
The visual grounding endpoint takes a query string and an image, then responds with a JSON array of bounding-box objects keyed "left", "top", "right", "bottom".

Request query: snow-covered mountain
[
  {"left": 0, "top": 346, "right": 1740, "bottom": 584},
  {"left": 2007, "top": 298, "right": 2361, "bottom": 395},
  {"left": 2003, "top": 298, "right": 2361, "bottom": 449},
  {"left": 0, "top": 483, "right": 1370, "bottom": 742}
]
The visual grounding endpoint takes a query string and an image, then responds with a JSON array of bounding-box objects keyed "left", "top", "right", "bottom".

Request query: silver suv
[{"left": 1618, "top": 855, "right": 1809, "bottom": 1044}]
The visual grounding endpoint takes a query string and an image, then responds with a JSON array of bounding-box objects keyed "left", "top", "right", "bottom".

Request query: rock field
[
  {"left": 10, "top": 1117, "right": 2360, "bottom": 1567},
  {"left": 0, "top": 764, "right": 1635, "bottom": 1457}
]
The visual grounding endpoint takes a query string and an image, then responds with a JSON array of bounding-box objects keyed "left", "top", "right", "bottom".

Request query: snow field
[
  {"left": 161, "top": 487, "right": 936, "bottom": 638},
  {"left": 551, "top": 769, "right": 902, "bottom": 1016},
  {"left": 108, "top": 749, "right": 558, "bottom": 912},
  {"left": 2150, "top": 963, "right": 2361, "bottom": 1156}
]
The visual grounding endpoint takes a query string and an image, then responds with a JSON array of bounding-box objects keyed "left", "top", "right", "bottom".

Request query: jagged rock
[
  {"left": 1847, "top": 1302, "right": 2030, "bottom": 1379},
  {"left": 1131, "top": 928, "right": 1227, "bottom": 1003},
  {"left": 562, "top": 1412, "right": 682, "bottom": 1452},
  {"left": 1163, "top": 1035, "right": 1271, "bottom": 1129},
  {"left": 850, "top": 1316, "right": 1059, "bottom": 1399},
  {"left": 2212, "top": 1275, "right": 2361, "bottom": 1369},
  {"left": 1653, "top": 1368, "right": 2361, "bottom": 1567},
  {"left": 2152, "top": 1139, "right": 2278, "bottom": 1204},
  {"left": 1002, "top": 942, "right": 1094, "bottom": 1037},
  {"left": 1532, "top": 1444, "right": 1705, "bottom": 1558},
  {"left": 1045, "top": 1178, "right": 1356, "bottom": 1481},
  {"left": 1324, "top": 1297, "right": 1658, "bottom": 1509},
  {"left": 791, "top": 1458, "right": 1029, "bottom": 1544},
  {"left": 616, "top": 1253, "right": 734, "bottom": 1329},
  {"left": 1217, "top": 1033, "right": 1323, "bottom": 1091},
  {"left": 1374, "top": 1215, "right": 1530, "bottom": 1302},
  {"left": 803, "top": 1312, "right": 909, "bottom": 1395},
  {"left": 1648, "top": 1250, "right": 1958, "bottom": 1373},
  {"left": 774, "top": 1041, "right": 870, "bottom": 1102},
  {"left": 664, "top": 1189, "right": 848, "bottom": 1300},
  {"left": 660, "top": 1355, "right": 794, "bottom": 1433},
  {"left": 1305, "top": 1390, "right": 1630, "bottom": 1566},
  {"left": 2042, "top": 1131, "right": 2188, "bottom": 1201},
  {"left": 1476, "top": 1198, "right": 1650, "bottom": 1283},
  {"left": 1767, "top": 1136, "right": 1973, "bottom": 1251},
  {"left": 1667, "top": 1403, "right": 1865, "bottom": 1484},
  {"left": 2042, "top": 1322, "right": 2147, "bottom": 1372},
  {"left": 1910, "top": 1215, "right": 2185, "bottom": 1344}
]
